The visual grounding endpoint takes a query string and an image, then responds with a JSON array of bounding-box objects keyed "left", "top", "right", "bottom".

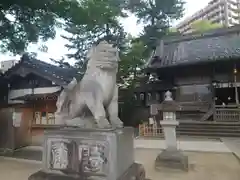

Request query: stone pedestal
[
  {"left": 155, "top": 148, "right": 188, "bottom": 171},
  {"left": 28, "top": 127, "right": 145, "bottom": 180},
  {"left": 155, "top": 120, "right": 188, "bottom": 171},
  {"left": 161, "top": 120, "right": 178, "bottom": 149}
]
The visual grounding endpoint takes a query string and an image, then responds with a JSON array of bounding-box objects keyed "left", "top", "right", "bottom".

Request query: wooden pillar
[
  {"left": 234, "top": 64, "right": 239, "bottom": 105},
  {"left": 211, "top": 65, "right": 217, "bottom": 121}
]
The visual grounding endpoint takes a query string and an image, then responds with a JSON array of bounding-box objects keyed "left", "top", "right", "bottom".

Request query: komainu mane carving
[{"left": 55, "top": 41, "right": 123, "bottom": 129}]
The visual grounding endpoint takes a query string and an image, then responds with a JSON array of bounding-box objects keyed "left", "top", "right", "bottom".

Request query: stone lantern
[{"left": 155, "top": 91, "right": 188, "bottom": 171}]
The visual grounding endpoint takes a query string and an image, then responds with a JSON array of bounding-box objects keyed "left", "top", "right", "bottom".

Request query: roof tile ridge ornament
[
  {"left": 145, "top": 50, "right": 156, "bottom": 68},
  {"left": 3, "top": 54, "right": 26, "bottom": 76},
  {"left": 21, "top": 53, "right": 33, "bottom": 64},
  {"left": 145, "top": 40, "right": 164, "bottom": 68}
]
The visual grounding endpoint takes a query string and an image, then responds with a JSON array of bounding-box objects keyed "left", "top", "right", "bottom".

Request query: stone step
[
  {"left": 177, "top": 128, "right": 240, "bottom": 132},
  {"left": 177, "top": 125, "right": 240, "bottom": 129},
  {"left": 178, "top": 121, "right": 240, "bottom": 125},
  {"left": 176, "top": 121, "right": 240, "bottom": 137},
  {"left": 140, "top": 121, "right": 240, "bottom": 137},
  {"left": 179, "top": 122, "right": 240, "bottom": 125},
  {"left": 179, "top": 125, "right": 240, "bottom": 129},
  {"left": 176, "top": 131, "right": 240, "bottom": 137},
  {"left": 178, "top": 123, "right": 240, "bottom": 126},
  {"left": 153, "top": 131, "right": 240, "bottom": 137}
]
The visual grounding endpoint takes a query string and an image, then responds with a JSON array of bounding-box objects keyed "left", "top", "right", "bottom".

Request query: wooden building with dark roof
[
  {"left": 144, "top": 25, "right": 240, "bottom": 123},
  {"left": 1, "top": 54, "right": 79, "bottom": 146}
]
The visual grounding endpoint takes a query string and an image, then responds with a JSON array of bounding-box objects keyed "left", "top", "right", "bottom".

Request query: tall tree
[
  {"left": 191, "top": 20, "right": 223, "bottom": 33},
  {"left": 118, "top": 37, "right": 150, "bottom": 126},
  {"left": 118, "top": 38, "right": 149, "bottom": 88},
  {"left": 62, "top": 0, "right": 128, "bottom": 68},
  {"left": 117, "top": 0, "right": 184, "bottom": 125},
  {"left": 129, "top": 0, "right": 184, "bottom": 50},
  {"left": 0, "top": 0, "right": 84, "bottom": 54}
]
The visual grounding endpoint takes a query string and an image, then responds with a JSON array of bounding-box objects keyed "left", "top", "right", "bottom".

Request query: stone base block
[
  {"left": 28, "top": 163, "right": 146, "bottom": 180},
  {"left": 31, "top": 127, "right": 136, "bottom": 180},
  {"left": 155, "top": 148, "right": 188, "bottom": 171}
]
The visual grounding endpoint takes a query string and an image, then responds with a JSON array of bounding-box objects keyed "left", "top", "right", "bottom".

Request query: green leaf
[
  {"left": 127, "top": 0, "right": 184, "bottom": 49},
  {"left": 0, "top": 0, "right": 81, "bottom": 54},
  {"left": 191, "top": 20, "right": 223, "bottom": 33}
]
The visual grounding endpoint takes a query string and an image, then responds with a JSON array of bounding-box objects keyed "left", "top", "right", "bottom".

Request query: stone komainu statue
[{"left": 55, "top": 41, "right": 123, "bottom": 129}]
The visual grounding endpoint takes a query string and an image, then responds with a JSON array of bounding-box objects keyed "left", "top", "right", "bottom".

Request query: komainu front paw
[
  {"left": 96, "top": 118, "right": 111, "bottom": 129},
  {"left": 110, "top": 117, "right": 123, "bottom": 128}
]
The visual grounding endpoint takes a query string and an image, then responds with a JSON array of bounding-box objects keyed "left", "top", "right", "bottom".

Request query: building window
[
  {"left": 140, "top": 93, "right": 145, "bottom": 101},
  {"left": 34, "top": 102, "right": 56, "bottom": 125},
  {"left": 34, "top": 111, "right": 55, "bottom": 125}
]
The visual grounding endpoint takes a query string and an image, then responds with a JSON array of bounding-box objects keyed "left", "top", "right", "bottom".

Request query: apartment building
[{"left": 176, "top": 0, "right": 240, "bottom": 34}]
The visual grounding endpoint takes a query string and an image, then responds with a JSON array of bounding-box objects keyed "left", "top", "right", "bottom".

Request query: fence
[
  {"left": 138, "top": 123, "right": 163, "bottom": 137},
  {"left": 215, "top": 105, "right": 240, "bottom": 122}
]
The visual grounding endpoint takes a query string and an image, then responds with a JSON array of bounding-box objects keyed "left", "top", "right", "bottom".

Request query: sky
[{"left": 0, "top": 0, "right": 212, "bottom": 64}]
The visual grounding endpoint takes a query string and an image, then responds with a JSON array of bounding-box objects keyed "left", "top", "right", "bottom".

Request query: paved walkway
[
  {"left": 221, "top": 138, "right": 240, "bottom": 158},
  {"left": 26, "top": 138, "right": 231, "bottom": 153},
  {"left": 1, "top": 138, "right": 232, "bottom": 163},
  {"left": 135, "top": 149, "right": 240, "bottom": 180},
  {"left": 134, "top": 138, "right": 232, "bottom": 153},
  {"left": 0, "top": 157, "right": 40, "bottom": 180}
]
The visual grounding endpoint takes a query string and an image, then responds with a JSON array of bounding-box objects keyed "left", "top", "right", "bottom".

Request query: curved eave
[{"left": 144, "top": 55, "right": 240, "bottom": 73}]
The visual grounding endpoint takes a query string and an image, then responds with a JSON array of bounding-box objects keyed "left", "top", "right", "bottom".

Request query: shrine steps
[{"left": 176, "top": 121, "right": 240, "bottom": 137}]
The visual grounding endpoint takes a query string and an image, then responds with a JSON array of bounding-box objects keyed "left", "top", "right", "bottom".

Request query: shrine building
[{"left": 138, "top": 25, "right": 240, "bottom": 137}]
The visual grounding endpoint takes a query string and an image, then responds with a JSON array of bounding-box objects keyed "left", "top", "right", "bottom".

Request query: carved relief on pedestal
[
  {"left": 78, "top": 141, "right": 109, "bottom": 176},
  {"left": 47, "top": 138, "right": 109, "bottom": 175},
  {"left": 50, "top": 141, "right": 69, "bottom": 170}
]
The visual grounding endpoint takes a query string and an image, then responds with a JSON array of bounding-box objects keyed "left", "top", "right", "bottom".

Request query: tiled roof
[
  {"left": 147, "top": 25, "right": 240, "bottom": 69},
  {"left": 11, "top": 93, "right": 59, "bottom": 101},
  {"left": 4, "top": 54, "right": 80, "bottom": 87}
]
